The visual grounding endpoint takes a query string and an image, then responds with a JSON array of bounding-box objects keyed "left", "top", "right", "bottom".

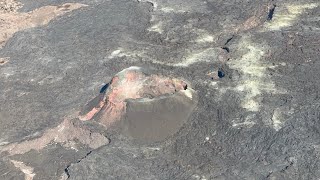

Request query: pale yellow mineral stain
[
  {"left": 228, "top": 37, "right": 277, "bottom": 111},
  {"left": 11, "top": 160, "right": 35, "bottom": 180}
]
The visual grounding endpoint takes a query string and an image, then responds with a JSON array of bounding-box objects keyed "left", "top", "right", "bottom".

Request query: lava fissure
[
  {"left": 224, "top": 35, "right": 235, "bottom": 45},
  {"left": 63, "top": 151, "right": 93, "bottom": 179}
]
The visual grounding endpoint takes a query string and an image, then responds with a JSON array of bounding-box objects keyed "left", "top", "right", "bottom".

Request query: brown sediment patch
[
  {"left": 79, "top": 93, "right": 106, "bottom": 121},
  {"left": 1, "top": 119, "right": 109, "bottom": 156},
  {"left": 79, "top": 67, "right": 197, "bottom": 143},
  {"left": 0, "top": 57, "right": 9, "bottom": 65},
  {"left": 10, "top": 160, "right": 35, "bottom": 180},
  {"left": 0, "top": 0, "right": 87, "bottom": 48}
]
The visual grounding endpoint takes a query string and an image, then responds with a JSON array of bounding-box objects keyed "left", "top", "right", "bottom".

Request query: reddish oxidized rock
[{"left": 1, "top": 118, "right": 109, "bottom": 155}]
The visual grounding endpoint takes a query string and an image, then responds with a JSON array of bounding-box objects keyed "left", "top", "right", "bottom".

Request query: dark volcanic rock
[{"left": 1, "top": 0, "right": 320, "bottom": 179}]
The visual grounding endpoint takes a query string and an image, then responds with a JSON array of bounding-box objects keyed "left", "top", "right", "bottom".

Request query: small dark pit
[
  {"left": 99, "top": 83, "right": 109, "bottom": 93},
  {"left": 218, "top": 69, "right": 225, "bottom": 78}
]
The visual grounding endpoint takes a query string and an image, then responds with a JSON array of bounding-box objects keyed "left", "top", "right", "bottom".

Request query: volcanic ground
[{"left": 1, "top": 0, "right": 320, "bottom": 179}]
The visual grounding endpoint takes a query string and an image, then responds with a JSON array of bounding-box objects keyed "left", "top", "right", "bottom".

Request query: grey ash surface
[{"left": 1, "top": 0, "right": 320, "bottom": 179}]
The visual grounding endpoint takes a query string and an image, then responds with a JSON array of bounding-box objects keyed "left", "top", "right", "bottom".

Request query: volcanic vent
[{"left": 79, "top": 66, "right": 197, "bottom": 142}]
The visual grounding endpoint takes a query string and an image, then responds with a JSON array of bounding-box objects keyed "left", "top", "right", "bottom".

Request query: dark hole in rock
[
  {"left": 183, "top": 84, "right": 188, "bottom": 90},
  {"left": 267, "top": 5, "right": 276, "bottom": 20},
  {"left": 218, "top": 69, "right": 225, "bottom": 78},
  {"left": 99, "top": 83, "right": 109, "bottom": 93}
]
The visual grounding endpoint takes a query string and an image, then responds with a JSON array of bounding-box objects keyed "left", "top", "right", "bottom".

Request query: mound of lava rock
[{"left": 79, "top": 66, "right": 197, "bottom": 142}]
